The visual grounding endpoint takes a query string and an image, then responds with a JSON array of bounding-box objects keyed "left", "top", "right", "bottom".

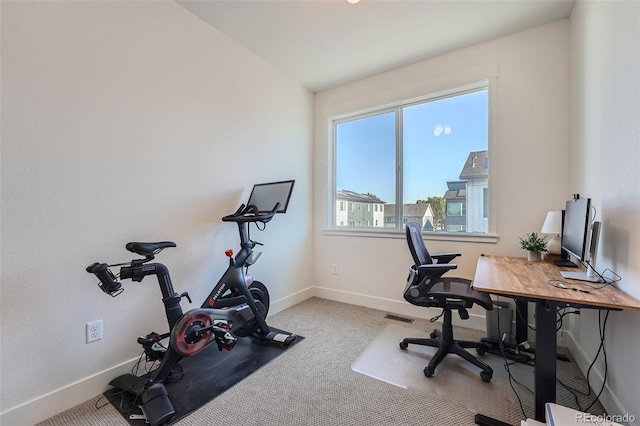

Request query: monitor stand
[
  {"left": 555, "top": 248, "right": 578, "bottom": 268},
  {"left": 555, "top": 259, "right": 578, "bottom": 268},
  {"left": 560, "top": 269, "right": 603, "bottom": 283}
]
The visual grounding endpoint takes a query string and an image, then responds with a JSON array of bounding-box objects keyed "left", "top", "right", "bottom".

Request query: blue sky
[{"left": 336, "top": 89, "right": 488, "bottom": 204}]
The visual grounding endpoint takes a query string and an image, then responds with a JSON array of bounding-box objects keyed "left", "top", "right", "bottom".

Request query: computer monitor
[
  {"left": 559, "top": 196, "right": 602, "bottom": 282},
  {"left": 561, "top": 197, "right": 591, "bottom": 262},
  {"left": 247, "top": 180, "right": 295, "bottom": 213}
]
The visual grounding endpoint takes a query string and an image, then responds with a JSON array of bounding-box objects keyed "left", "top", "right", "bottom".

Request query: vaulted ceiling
[{"left": 178, "top": 0, "right": 575, "bottom": 92}]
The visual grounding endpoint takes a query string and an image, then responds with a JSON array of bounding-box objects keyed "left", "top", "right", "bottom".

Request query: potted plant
[{"left": 519, "top": 232, "right": 548, "bottom": 261}]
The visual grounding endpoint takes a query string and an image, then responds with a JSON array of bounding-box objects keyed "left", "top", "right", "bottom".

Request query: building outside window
[
  {"left": 332, "top": 82, "right": 490, "bottom": 234},
  {"left": 335, "top": 190, "right": 385, "bottom": 228}
]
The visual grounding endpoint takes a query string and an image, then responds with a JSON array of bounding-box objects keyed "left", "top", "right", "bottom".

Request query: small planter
[
  {"left": 527, "top": 250, "right": 542, "bottom": 262},
  {"left": 519, "top": 232, "right": 547, "bottom": 262}
]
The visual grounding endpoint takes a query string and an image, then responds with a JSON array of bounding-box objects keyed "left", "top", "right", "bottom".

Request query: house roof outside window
[{"left": 336, "top": 190, "right": 385, "bottom": 204}]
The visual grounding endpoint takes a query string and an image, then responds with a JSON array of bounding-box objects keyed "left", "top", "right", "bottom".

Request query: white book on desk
[{"left": 546, "top": 403, "right": 623, "bottom": 426}]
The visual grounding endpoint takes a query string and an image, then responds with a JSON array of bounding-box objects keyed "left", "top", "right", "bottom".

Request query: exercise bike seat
[{"left": 126, "top": 241, "right": 176, "bottom": 257}]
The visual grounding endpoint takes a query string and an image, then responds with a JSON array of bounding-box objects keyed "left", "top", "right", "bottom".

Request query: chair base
[{"left": 399, "top": 310, "right": 493, "bottom": 382}]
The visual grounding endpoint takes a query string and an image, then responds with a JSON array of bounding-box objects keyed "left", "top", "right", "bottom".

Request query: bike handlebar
[
  {"left": 222, "top": 202, "right": 280, "bottom": 224},
  {"left": 86, "top": 262, "right": 122, "bottom": 296},
  {"left": 87, "top": 202, "right": 280, "bottom": 297}
]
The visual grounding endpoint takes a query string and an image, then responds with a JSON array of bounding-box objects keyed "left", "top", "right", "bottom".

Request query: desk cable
[
  {"left": 547, "top": 260, "right": 623, "bottom": 293},
  {"left": 495, "top": 296, "right": 532, "bottom": 419},
  {"left": 577, "top": 260, "right": 622, "bottom": 290},
  {"left": 556, "top": 306, "right": 581, "bottom": 332},
  {"left": 499, "top": 301, "right": 580, "bottom": 419},
  {"left": 544, "top": 278, "right": 613, "bottom": 412},
  {"left": 547, "top": 280, "right": 591, "bottom": 293},
  {"left": 555, "top": 310, "right": 610, "bottom": 414},
  {"left": 496, "top": 299, "right": 603, "bottom": 419},
  {"left": 515, "top": 299, "right": 535, "bottom": 332}
]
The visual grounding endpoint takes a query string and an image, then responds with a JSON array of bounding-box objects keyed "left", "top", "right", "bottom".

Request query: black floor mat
[{"left": 104, "top": 329, "right": 303, "bottom": 425}]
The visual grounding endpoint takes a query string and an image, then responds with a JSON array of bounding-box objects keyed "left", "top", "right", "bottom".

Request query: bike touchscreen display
[{"left": 247, "top": 180, "right": 295, "bottom": 213}]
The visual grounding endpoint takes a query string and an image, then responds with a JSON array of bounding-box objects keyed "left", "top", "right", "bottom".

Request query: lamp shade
[
  {"left": 541, "top": 211, "right": 562, "bottom": 255},
  {"left": 541, "top": 211, "right": 562, "bottom": 234}
]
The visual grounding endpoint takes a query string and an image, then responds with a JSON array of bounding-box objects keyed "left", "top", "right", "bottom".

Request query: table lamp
[{"left": 541, "top": 211, "right": 562, "bottom": 255}]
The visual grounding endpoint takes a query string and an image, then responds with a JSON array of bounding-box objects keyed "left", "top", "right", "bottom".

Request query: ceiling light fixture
[{"left": 347, "top": 0, "right": 361, "bottom": 4}]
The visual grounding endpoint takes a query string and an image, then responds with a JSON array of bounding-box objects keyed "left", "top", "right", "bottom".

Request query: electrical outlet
[
  {"left": 331, "top": 264, "right": 339, "bottom": 274},
  {"left": 86, "top": 320, "right": 103, "bottom": 343}
]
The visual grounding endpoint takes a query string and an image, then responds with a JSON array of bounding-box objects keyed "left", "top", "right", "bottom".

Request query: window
[
  {"left": 447, "top": 202, "right": 466, "bottom": 216},
  {"left": 333, "top": 82, "right": 490, "bottom": 234}
]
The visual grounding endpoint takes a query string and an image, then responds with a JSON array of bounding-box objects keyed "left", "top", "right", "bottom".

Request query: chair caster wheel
[
  {"left": 424, "top": 367, "right": 434, "bottom": 377},
  {"left": 399, "top": 341, "right": 408, "bottom": 350},
  {"left": 480, "top": 371, "right": 492, "bottom": 383},
  {"left": 476, "top": 346, "right": 486, "bottom": 356},
  {"left": 430, "top": 331, "right": 438, "bottom": 339}
]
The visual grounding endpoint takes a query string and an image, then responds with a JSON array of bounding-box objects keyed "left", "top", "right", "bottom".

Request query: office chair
[{"left": 399, "top": 222, "right": 494, "bottom": 382}]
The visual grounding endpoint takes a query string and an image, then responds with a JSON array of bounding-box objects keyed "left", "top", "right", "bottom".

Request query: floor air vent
[{"left": 384, "top": 314, "right": 414, "bottom": 324}]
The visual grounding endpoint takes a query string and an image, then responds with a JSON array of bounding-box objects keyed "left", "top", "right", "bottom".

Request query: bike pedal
[
  {"left": 214, "top": 329, "right": 237, "bottom": 352},
  {"left": 213, "top": 320, "right": 231, "bottom": 330}
]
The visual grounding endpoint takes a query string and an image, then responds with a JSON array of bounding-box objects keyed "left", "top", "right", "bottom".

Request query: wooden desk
[{"left": 472, "top": 255, "right": 640, "bottom": 422}]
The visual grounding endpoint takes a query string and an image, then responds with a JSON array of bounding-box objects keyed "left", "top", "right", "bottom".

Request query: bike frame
[
  {"left": 202, "top": 221, "right": 271, "bottom": 334},
  {"left": 113, "top": 218, "right": 266, "bottom": 333}
]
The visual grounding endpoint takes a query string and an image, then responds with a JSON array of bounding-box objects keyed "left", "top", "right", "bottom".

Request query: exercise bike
[{"left": 86, "top": 180, "right": 297, "bottom": 426}]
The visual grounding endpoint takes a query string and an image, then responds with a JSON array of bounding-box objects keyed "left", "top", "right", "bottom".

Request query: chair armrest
[
  {"left": 431, "top": 252, "right": 462, "bottom": 264},
  {"left": 416, "top": 263, "right": 458, "bottom": 273},
  {"left": 406, "top": 264, "right": 458, "bottom": 299}
]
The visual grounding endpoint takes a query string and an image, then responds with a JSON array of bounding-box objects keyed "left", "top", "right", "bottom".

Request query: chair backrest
[{"left": 405, "top": 222, "right": 432, "bottom": 266}]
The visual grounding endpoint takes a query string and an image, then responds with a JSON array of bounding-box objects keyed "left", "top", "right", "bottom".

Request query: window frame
[{"left": 324, "top": 70, "right": 499, "bottom": 243}]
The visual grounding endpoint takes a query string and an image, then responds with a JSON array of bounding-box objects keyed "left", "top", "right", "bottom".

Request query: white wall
[
  {"left": 0, "top": 1, "right": 313, "bottom": 423},
  {"left": 568, "top": 1, "right": 640, "bottom": 421},
  {"left": 313, "top": 20, "right": 571, "bottom": 323}
]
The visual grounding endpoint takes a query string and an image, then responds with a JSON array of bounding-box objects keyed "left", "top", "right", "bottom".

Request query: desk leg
[{"left": 534, "top": 301, "right": 557, "bottom": 422}]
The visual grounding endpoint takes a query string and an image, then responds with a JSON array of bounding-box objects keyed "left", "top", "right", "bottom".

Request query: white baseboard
[
  {"left": 0, "top": 357, "right": 139, "bottom": 426},
  {"left": 269, "top": 286, "right": 316, "bottom": 316},
  {"left": 313, "top": 286, "right": 488, "bottom": 331}
]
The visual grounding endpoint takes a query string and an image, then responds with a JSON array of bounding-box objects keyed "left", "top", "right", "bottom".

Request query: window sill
[{"left": 322, "top": 228, "right": 499, "bottom": 244}]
